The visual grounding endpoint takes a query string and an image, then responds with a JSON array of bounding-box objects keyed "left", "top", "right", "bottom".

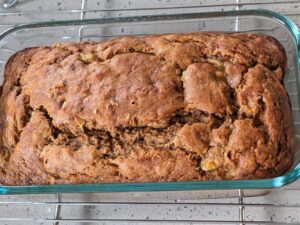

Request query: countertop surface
[{"left": 0, "top": 0, "right": 300, "bottom": 224}]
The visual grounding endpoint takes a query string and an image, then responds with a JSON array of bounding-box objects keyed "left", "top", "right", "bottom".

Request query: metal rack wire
[
  {"left": 1, "top": 187, "right": 300, "bottom": 224},
  {"left": 1, "top": 0, "right": 300, "bottom": 26},
  {"left": 0, "top": 0, "right": 300, "bottom": 224}
]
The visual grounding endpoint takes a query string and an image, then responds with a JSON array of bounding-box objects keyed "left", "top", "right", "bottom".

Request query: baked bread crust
[{"left": 0, "top": 32, "right": 294, "bottom": 185}]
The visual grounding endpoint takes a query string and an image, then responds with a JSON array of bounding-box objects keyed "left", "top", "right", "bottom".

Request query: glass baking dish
[{"left": 0, "top": 9, "right": 299, "bottom": 195}]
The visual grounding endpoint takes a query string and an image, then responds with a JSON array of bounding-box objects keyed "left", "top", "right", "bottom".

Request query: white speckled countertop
[{"left": 0, "top": 0, "right": 300, "bottom": 224}]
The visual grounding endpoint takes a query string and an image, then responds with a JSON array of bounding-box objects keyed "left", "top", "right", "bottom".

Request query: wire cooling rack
[
  {"left": 1, "top": 187, "right": 300, "bottom": 224},
  {"left": 1, "top": 0, "right": 300, "bottom": 224}
]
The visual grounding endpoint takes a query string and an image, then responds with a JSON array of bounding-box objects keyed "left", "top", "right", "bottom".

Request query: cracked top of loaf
[{"left": 0, "top": 32, "right": 294, "bottom": 185}]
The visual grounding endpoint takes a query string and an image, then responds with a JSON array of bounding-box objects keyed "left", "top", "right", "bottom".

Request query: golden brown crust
[{"left": 0, "top": 32, "right": 294, "bottom": 185}]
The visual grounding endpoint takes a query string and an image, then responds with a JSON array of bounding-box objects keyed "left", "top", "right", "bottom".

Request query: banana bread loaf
[{"left": 0, "top": 32, "right": 294, "bottom": 185}]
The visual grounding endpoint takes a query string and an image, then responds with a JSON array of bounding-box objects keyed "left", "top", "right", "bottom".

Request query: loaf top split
[{"left": 0, "top": 32, "right": 294, "bottom": 185}]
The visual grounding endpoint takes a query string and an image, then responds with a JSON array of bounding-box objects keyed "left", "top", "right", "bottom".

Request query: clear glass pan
[{"left": 0, "top": 9, "right": 299, "bottom": 195}]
